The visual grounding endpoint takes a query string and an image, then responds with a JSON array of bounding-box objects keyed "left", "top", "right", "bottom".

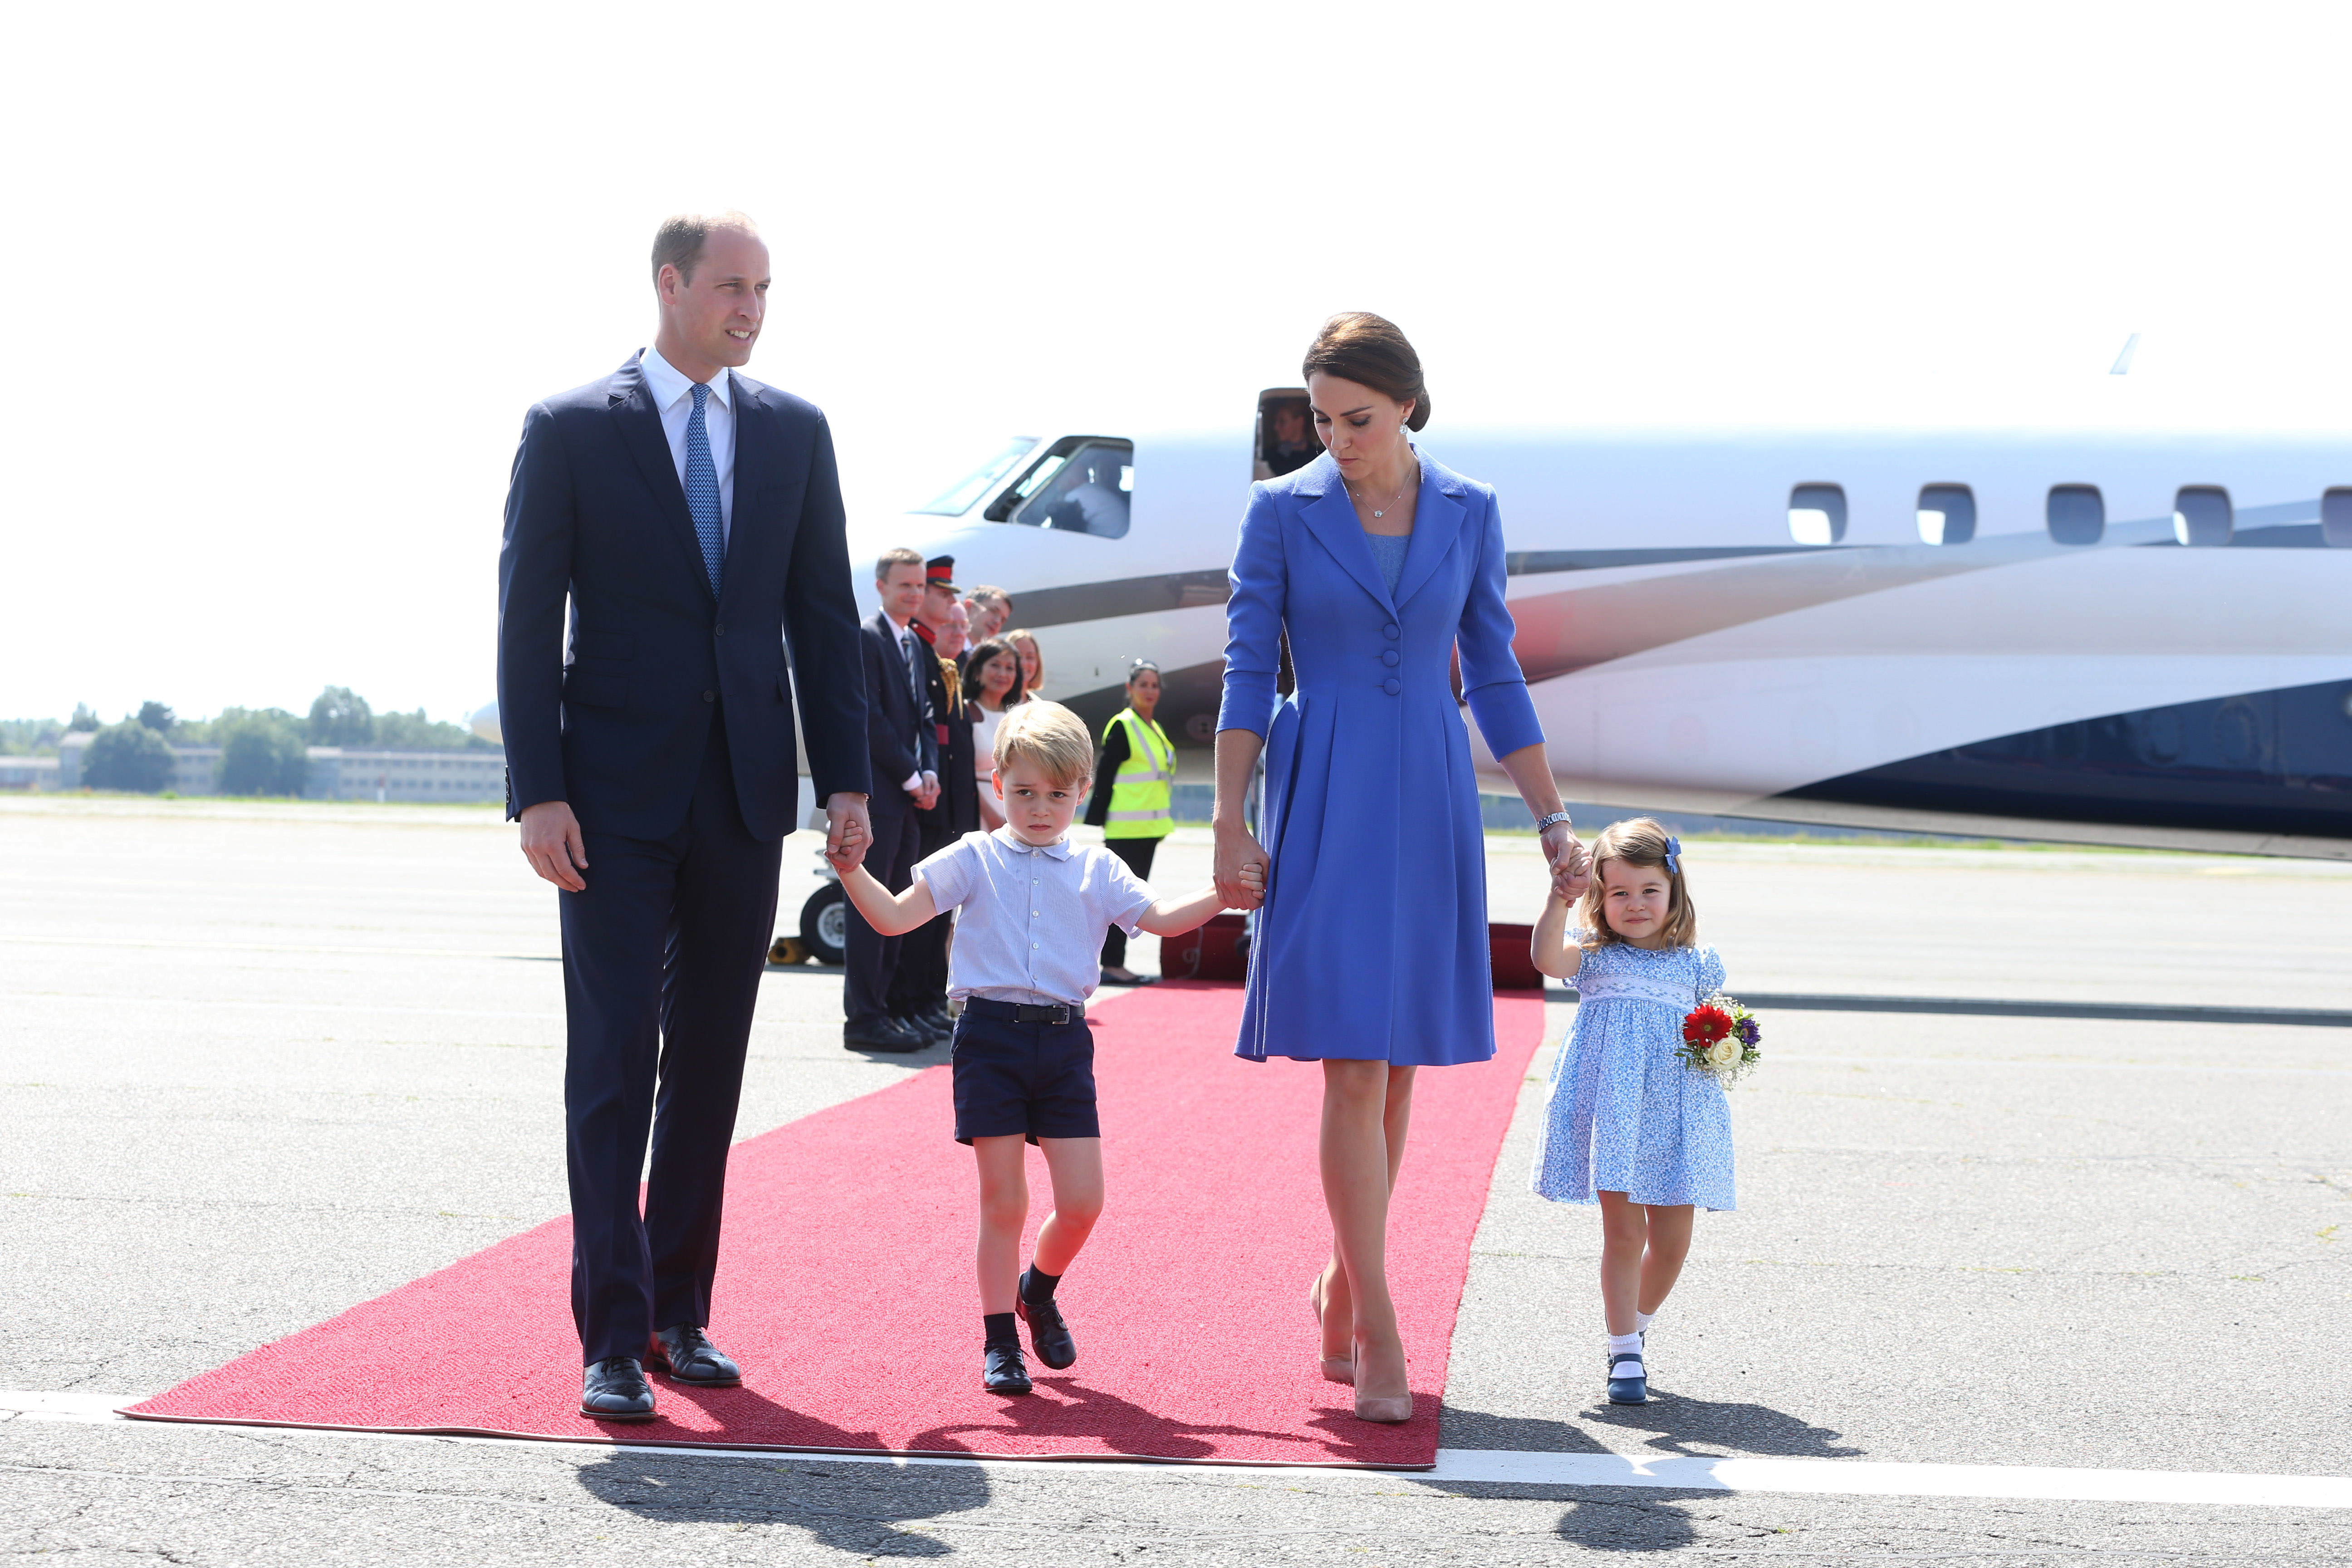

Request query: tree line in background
[{"left": 1, "top": 687, "right": 494, "bottom": 797}]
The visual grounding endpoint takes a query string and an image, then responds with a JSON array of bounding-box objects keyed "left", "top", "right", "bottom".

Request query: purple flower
[{"left": 1735, "top": 1018, "right": 1760, "bottom": 1046}]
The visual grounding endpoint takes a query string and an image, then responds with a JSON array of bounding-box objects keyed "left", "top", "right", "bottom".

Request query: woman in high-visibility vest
[{"left": 1083, "top": 659, "right": 1176, "bottom": 985}]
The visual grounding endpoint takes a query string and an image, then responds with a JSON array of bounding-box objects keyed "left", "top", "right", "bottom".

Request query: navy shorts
[{"left": 951, "top": 999, "right": 1099, "bottom": 1146}]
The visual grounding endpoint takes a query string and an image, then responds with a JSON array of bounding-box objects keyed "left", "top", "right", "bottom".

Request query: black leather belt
[{"left": 961, "top": 997, "right": 1074, "bottom": 1025}]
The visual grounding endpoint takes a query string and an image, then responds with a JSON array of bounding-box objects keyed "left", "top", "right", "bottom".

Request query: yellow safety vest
[{"left": 1103, "top": 708, "right": 1175, "bottom": 840}]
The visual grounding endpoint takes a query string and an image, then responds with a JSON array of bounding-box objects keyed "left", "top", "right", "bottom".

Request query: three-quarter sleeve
[
  {"left": 1216, "top": 486, "right": 1287, "bottom": 737},
  {"left": 1455, "top": 490, "right": 1544, "bottom": 758}
]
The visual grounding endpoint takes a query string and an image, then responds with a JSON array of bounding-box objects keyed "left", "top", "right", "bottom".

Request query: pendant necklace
[{"left": 1347, "top": 458, "right": 1414, "bottom": 519}]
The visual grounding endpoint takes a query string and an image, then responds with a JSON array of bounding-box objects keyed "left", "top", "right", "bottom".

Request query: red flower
[{"left": 1683, "top": 1005, "right": 1734, "bottom": 1047}]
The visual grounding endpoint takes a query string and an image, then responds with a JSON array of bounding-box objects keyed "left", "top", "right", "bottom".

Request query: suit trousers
[
  {"left": 888, "top": 800, "right": 956, "bottom": 1016},
  {"left": 558, "top": 716, "right": 781, "bottom": 1364},
  {"left": 843, "top": 802, "right": 921, "bottom": 1029},
  {"left": 1099, "top": 836, "right": 1158, "bottom": 967}
]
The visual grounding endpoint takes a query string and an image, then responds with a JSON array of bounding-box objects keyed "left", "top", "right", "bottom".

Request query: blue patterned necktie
[{"left": 685, "top": 382, "right": 724, "bottom": 598}]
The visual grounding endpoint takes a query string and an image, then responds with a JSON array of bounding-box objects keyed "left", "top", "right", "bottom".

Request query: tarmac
[{"left": 3, "top": 796, "right": 2348, "bottom": 1564}]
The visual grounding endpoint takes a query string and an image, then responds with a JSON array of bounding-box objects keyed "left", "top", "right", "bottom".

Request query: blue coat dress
[{"left": 1218, "top": 450, "right": 1545, "bottom": 1066}]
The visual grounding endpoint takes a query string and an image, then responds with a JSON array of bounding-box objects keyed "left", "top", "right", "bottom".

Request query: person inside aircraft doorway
[
  {"left": 1264, "top": 397, "right": 1320, "bottom": 476},
  {"left": 1084, "top": 660, "right": 1176, "bottom": 986}
]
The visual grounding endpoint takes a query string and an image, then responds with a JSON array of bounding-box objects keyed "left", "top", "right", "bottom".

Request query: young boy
[{"left": 832, "top": 700, "right": 1248, "bottom": 1394}]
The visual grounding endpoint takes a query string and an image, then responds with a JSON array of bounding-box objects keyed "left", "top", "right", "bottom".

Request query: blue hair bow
[{"left": 1664, "top": 835, "right": 1682, "bottom": 874}]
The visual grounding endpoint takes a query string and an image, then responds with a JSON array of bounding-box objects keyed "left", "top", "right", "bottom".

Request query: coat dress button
[
  {"left": 1382, "top": 648, "right": 1400, "bottom": 667},
  {"left": 1382, "top": 676, "right": 1401, "bottom": 696},
  {"left": 1382, "top": 622, "right": 1400, "bottom": 639}
]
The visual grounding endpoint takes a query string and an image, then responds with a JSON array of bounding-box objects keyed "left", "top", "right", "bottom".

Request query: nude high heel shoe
[
  {"left": 1349, "top": 1331, "right": 1413, "bottom": 1424},
  {"left": 1309, "top": 1271, "right": 1355, "bottom": 1386}
]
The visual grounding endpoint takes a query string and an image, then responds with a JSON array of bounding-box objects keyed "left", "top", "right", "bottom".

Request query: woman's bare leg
[
  {"left": 1637, "top": 1203, "right": 1694, "bottom": 1315},
  {"left": 1597, "top": 1190, "right": 1647, "bottom": 1336},
  {"left": 1322, "top": 1060, "right": 1416, "bottom": 1400},
  {"left": 1317, "top": 1066, "right": 1414, "bottom": 1360}
]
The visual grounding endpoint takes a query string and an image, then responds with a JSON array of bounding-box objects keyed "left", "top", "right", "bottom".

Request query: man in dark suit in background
[
  {"left": 499, "top": 211, "right": 872, "bottom": 1424},
  {"left": 888, "top": 556, "right": 975, "bottom": 1039},
  {"left": 845, "top": 547, "right": 937, "bottom": 1052}
]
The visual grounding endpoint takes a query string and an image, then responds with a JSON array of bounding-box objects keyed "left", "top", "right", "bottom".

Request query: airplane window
[
  {"left": 2323, "top": 488, "right": 2352, "bottom": 547},
  {"left": 1787, "top": 484, "right": 1846, "bottom": 545},
  {"left": 913, "top": 438, "right": 1039, "bottom": 515},
  {"left": 1916, "top": 484, "right": 1975, "bottom": 545},
  {"left": 2046, "top": 485, "right": 2104, "bottom": 546},
  {"left": 2173, "top": 486, "right": 2233, "bottom": 547},
  {"left": 1007, "top": 439, "right": 1134, "bottom": 539}
]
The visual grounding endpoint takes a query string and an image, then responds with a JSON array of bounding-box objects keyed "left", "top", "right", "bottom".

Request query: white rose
[{"left": 1708, "top": 1038, "right": 1741, "bottom": 1068}]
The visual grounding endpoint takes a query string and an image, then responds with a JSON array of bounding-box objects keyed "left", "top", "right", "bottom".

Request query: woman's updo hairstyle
[{"left": 1302, "top": 312, "right": 1431, "bottom": 432}]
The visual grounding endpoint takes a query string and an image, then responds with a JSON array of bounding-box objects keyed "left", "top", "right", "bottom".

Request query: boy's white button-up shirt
[{"left": 914, "top": 828, "right": 1156, "bottom": 1007}]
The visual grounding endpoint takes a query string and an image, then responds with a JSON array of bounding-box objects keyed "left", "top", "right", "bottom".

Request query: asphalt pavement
[{"left": 3, "top": 797, "right": 2347, "bottom": 1564}]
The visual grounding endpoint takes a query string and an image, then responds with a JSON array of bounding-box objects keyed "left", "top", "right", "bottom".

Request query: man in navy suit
[
  {"left": 499, "top": 211, "right": 873, "bottom": 1422},
  {"left": 843, "top": 547, "right": 939, "bottom": 1052}
]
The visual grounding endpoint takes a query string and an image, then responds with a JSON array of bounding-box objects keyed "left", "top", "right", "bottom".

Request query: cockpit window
[
  {"left": 985, "top": 437, "right": 1135, "bottom": 538},
  {"left": 913, "top": 438, "right": 1039, "bottom": 515}
]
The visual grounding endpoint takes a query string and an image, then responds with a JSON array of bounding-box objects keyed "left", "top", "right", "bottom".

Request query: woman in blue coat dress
[{"left": 1213, "top": 314, "right": 1588, "bottom": 1423}]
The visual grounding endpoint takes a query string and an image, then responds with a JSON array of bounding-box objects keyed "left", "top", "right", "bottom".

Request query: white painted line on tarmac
[
  {"left": 8, "top": 1392, "right": 2346, "bottom": 1509},
  {"left": 1771, "top": 1052, "right": 2352, "bottom": 1077}
]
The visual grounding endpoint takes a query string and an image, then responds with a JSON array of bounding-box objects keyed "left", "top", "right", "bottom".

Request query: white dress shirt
[
  {"left": 915, "top": 829, "right": 1156, "bottom": 1007},
  {"left": 639, "top": 345, "right": 734, "bottom": 547}
]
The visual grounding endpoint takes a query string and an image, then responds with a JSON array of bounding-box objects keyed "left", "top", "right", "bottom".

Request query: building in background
[{"left": 50, "top": 732, "right": 504, "bottom": 802}]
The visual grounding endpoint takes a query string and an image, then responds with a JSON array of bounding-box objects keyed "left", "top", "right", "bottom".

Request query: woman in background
[
  {"left": 1084, "top": 660, "right": 1175, "bottom": 985},
  {"left": 962, "top": 636, "right": 1026, "bottom": 832},
  {"left": 1005, "top": 629, "right": 1046, "bottom": 697}
]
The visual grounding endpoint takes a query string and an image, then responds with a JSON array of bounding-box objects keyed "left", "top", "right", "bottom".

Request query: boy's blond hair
[
  {"left": 1573, "top": 816, "right": 1699, "bottom": 951},
  {"left": 993, "top": 700, "right": 1093, "bottom": 787}
]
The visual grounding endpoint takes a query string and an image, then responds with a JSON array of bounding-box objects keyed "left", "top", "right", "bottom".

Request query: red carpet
[{"left": 127, "top": 983, "right": 1546, "bottom": 1467}]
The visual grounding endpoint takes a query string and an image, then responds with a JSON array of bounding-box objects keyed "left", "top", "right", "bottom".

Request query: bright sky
[{"left": 5, "top": 2, "right": 2347, "bottom": 723}]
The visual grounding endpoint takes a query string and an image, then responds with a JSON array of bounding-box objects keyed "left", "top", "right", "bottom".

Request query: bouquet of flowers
[{"left": 1679, "top": 994, "right": 1761, "bottom": 1084}]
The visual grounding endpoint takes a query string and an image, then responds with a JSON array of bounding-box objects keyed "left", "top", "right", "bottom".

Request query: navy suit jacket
[
  {"left": 858, "top": 610, "right": 937, "bottom": 821},
  {"left": 498, "top": 352, "right": 872, "bottom": 841}
]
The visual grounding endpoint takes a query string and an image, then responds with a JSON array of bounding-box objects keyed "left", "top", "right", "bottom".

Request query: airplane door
[{"left": 1255, "top": 388, "right": 1323, "bottom": 481}]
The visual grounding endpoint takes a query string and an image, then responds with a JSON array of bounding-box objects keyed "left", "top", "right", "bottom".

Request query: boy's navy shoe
[
  {"left": 1016, "top": 1270, "right": 1077, "bottom": 1370},
  {"left": 1605, "top": 1345, "right": 1649, "bottom": 1406},
  {"left": 984, "top": 1340, "right": 1033, "bottom": 1395}
]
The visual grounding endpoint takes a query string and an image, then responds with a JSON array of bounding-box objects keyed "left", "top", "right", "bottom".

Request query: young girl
[{"left": 1528, "top": 817, "right": 1734, "bottom": 1406}]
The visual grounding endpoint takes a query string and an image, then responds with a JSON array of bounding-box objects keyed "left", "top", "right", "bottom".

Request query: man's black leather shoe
[
  {"left": 916, "top": 1001, "right": 956, "bottom": 1036},
  {"left": 845, "top": 1018, "right": 925, "bottom": 1053},
  {"left": 650, "top": 1324, "right": 741, "bottom": 1387},
  {"left": 894, "top": 1011, "right": 949, "bottom": 1046},
  {"left": 581, "top": 1356, "right": 657, "bottom": 1421},
  {"left": 1016, "top": 1272, "right": 1077, "bottom": 1370},
  {"left": 983, "top": 1339, "right": 1032, "bottom": 1395}
]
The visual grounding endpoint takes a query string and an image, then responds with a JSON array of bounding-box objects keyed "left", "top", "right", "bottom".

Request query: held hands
[
  {"left": 1542, "top": 821, "right": 1591, "bottom": 901},
  {"left": 1214, "top": 821, "right": 1268, "bottom": 911},
  {"left": 519, "top": 800, "right": 589, "bottom": 892},
  {"left": 823, "top": 792, "right": 872, "bottom": 873}
]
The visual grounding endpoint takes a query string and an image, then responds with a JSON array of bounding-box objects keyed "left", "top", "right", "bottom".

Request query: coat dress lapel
[
  {"left": 1292, "top": 454, "right": 1397, "bottom": 614},
  {"left": 1392, "top": 455, "right": 1467, "bottom": 610},
  {"left": 607, "top": 352, "right": 717, "bottom": 606}
]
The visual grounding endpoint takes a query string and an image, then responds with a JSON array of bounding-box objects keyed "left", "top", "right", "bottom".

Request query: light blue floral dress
[{"left": 1530, "top": 936, "right": 1736, "bottom": 1210}]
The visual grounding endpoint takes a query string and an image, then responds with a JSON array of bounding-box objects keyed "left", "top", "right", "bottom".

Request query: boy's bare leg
[
  {"left": 1316, "top": 1064, "right": 1415, "bottom": 1362},
  {"left": 1032, "top": 1137, "right": 1104, "bottom": 1277},
  {"left": 972, "top": 1135, "right": 1030, "bottom": 1315}
]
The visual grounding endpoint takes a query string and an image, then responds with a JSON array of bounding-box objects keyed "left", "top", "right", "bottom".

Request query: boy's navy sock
[
  {"left": 983, "top": 1312, "right": 1019, "bottom": 1346},
  {"left": 1020, "top": 1267, "right": 1061, "bottom": 1305}
]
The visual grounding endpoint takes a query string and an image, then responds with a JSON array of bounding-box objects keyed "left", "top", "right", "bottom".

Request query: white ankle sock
[
  {"left": 1634, "top": 1310, "right": 1656, "bottom": 1333},
  {"left": 1607, "top": 1332, "right": 1643, "bottom": 1362}
]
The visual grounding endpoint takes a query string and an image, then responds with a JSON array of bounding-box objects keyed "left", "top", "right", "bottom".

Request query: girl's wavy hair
[{"left": 1573, "top": 816, "right": 1698, "bottom": 951}]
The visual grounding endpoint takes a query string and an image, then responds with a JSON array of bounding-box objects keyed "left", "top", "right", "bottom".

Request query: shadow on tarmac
[{"left": 570, "top": 1381, "right": 988, "bottom": 1555}]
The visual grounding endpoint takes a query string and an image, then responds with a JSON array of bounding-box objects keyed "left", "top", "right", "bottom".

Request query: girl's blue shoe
[{"left": 1605, "top": 1341, "right": 1649, "bottom": 1405}]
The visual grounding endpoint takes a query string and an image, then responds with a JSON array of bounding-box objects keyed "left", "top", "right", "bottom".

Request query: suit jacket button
[
  {"left": 714, "top": 622, "right": 726, "bottom": 637},
  {"left": 1382, "top": 677, "right": 1401, "bottom": 696},
  {"left": 703, "top": 690, "right": 716, "bottom": 703},
  {"left": 1382, "top": 622, "right": 1400, "bottom": 639}
]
